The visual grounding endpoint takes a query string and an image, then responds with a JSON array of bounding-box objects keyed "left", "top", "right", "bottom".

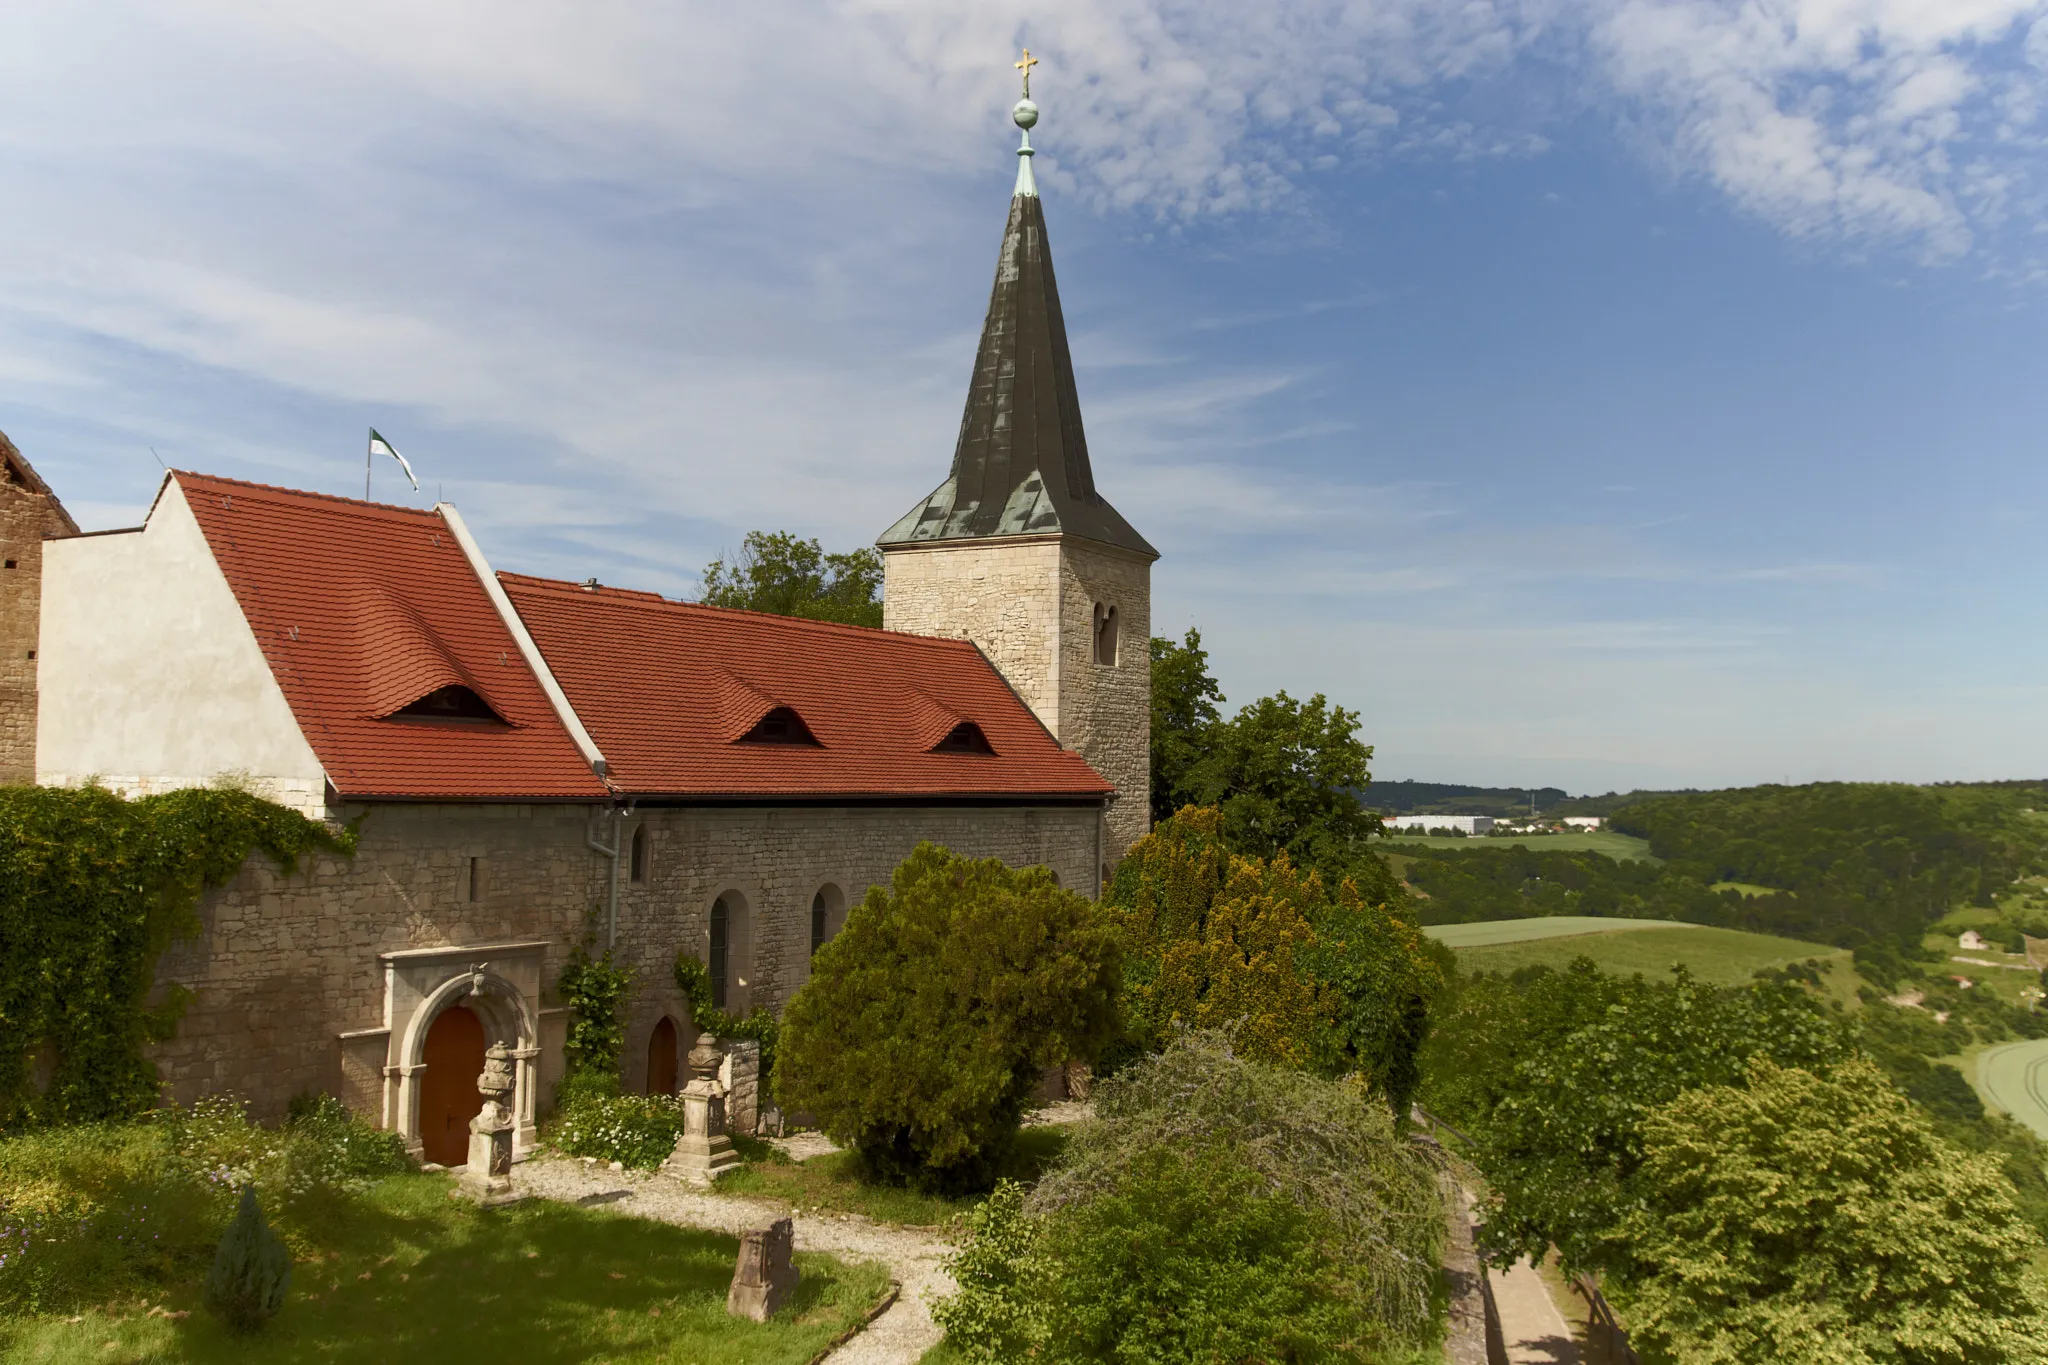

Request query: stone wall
[
  {"left": 0, "top": 435, "right": 76, "bottom": 785},
  {"left": 882, "top": 537, "right": 1063, "bottom": 733},
  {"left": 882, "top": 533, "right": 1153, "bottom": 865},
  {"left": 1058, "top": 541, "right": 1152, "bottom": 861},
  {"left": 152, "top": 797, "right": 1100, "bottom": 1130}
]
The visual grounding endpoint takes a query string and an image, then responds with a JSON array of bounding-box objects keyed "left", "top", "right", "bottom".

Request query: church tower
[{"left": 880, "top": 58, "right": 1157, "bottom": 866}]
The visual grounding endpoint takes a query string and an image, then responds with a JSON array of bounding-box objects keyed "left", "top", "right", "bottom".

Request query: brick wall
[{"left": 152, "top": 797, "right": 1100, "bottom": 1127}]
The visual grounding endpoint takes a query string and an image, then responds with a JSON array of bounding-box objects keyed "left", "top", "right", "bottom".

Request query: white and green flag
[{"left": 367, "top": 428, "right": 419, "bottom": 492}]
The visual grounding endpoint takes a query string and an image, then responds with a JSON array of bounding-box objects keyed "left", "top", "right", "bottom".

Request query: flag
[{"left": 368, "top": 429, "right": 419, "bottom": 491}]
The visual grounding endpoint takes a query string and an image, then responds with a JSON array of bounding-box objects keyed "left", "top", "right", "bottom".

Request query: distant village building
[
  {"left": 1384, "top": 814, "right": 1495, "bottom": 835},
  {"left": 1561, "top": 816, "right": 1604, "bottom": 830},
  {"left": 1960, "top": 930, "right": 1989, "bottom": 951},
  {"left": 21, "top": 91, "right": 1150, "bottom": 1159}
]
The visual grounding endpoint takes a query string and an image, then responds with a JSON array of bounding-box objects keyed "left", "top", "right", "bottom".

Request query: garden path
[
  {"left": 1491, "top": 1258, "right": 1580, "bottom": 1364},
  {"left": 517, "top": 1155, "right": 953, "bottom": 1364}
]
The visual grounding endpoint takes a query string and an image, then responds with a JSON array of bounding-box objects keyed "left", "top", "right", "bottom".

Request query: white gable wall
[{"left": 37, "top": 478, "right": 328, "bottom": 815}]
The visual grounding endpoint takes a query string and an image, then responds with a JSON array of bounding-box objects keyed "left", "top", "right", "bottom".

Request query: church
[{"left": 12, "top": 88, "right": 1156, "bottom": 1165}]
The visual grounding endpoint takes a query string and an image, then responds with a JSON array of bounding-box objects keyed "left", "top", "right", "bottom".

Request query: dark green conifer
[{"left": 203, "top": 1184, "right": 291, "bottom": 1331}]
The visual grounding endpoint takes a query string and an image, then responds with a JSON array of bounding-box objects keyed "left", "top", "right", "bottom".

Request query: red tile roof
[
  {"left": 499, "top": 573, "right": 1113, "bottom": 800},
  {"left": 174, "top": 473, "right": 610, "bottom": 801}
]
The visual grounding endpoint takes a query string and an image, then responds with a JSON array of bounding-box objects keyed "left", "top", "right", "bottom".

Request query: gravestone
[{"left": 727, "top": 1217, "right": 800, "bottom": 1322}]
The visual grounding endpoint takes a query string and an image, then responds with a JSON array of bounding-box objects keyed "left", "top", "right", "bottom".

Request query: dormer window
[
  {"left": 932, "top": 721, "right": 995, "bottom": 755},
  {"left": 739, "top": 706, "right": 821, "bottom": 746},
  {"left": 390, "top": 684, "right": 504, "bottom": 725}
]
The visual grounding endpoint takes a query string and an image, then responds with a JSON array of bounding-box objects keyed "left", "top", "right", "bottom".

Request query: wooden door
[
  {"left": 420, "top": 1005, "right": 486, "bottom": 1167},
  {"left": 647, "top": 1016, "right": 679, "bottom": 1096}
]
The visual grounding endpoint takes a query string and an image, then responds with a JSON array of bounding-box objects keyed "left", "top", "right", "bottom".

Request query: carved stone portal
[
  {"left": 664, "top": 1034, "right": 741, "bottom": 1186},
  {"left": 457, "top": 1043, "right": 520, "bottom": 1205},
  {"left": 727, "top": 1218, "right": 800, "bottom": 1322}
]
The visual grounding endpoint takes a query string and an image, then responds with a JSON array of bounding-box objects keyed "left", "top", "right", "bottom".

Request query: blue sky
[{"left": 3, "top": 1, "right": 2047, "bottom": 793}]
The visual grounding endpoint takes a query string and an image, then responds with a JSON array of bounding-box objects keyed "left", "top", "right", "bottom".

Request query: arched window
[
  {"left": 629, "top": 825, "right": 648, "bottom": 883},
  {"left": 709, "top": 895, "right": 732, "bottom": 1009},
  {"left": 1093, "top": 604, "right": 1119, "bottom": 667},
  {"left": 810, "top": 884, "right": 846, "bottom": 958}
]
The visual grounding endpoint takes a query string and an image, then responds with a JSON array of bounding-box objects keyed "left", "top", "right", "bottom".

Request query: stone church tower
[{"left": 880, "top": 80, "right": 1157, "bottom": 865}]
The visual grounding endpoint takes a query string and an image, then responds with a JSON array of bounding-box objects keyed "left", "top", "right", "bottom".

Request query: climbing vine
[
  {"left": 556, "top": 947, "right": 633, "bottom": 1096},
  {"left": 673, "top": 953, "right": 780, "bottom": 1100},
  {"left": 0, "top": 784, "right": 353, "bottom": 1132}
]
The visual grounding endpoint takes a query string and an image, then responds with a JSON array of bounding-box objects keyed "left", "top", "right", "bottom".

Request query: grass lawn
[
  {"left": 0, "top": 1174, "right": 890, "bottom": 1365},
  {"left": 1977, "top": 1038, "right": 2048, "bottom": 1142},
  {"left": 716, "top": 1127, "right": 1069, "bottom": 1228},
  {"left": 1380, "top": 831, "right": 1660, "bottom": 863},
  {"left": 1446, "top": 922, "right": 1852, "bottom": 987},
  {"left": 1424, "top": 916, "right": 1686, "bottom": 949}
]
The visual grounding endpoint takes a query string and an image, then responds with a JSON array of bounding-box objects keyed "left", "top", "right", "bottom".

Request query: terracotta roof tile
[
  {"left": 499, "top": 573, "right": 1112, "bottom": 801},
  {"left": 175, "top": 473, "right": 609, "bottom": 801}
]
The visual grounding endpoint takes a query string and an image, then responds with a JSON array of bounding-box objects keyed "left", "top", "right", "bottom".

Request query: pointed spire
[{"left": 879, "top": 59, "right": 1156, "bottom": 560}]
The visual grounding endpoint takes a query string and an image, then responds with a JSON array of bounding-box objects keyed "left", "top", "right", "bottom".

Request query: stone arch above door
[{"left": 377, "top": 941, "right": 547, "bottom": 1160}]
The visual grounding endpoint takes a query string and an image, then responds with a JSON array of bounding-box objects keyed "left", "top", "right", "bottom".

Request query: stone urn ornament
[
  {"left": 457, "top": 1043, "right": 521, "bottom": 1205},
  {"left": 663, "top": 1034, "right": 741, "bottom": 1185}
]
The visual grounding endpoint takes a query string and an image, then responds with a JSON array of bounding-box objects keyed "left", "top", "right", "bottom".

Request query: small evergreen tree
[
  {"left": 777, "top": 843, "right": 1119, "bottom": 1190},
  {"left": 203, "top": 1184, "right": 292, "bottom": 1332}
]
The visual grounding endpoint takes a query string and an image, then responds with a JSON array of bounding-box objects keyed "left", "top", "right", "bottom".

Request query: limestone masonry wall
[
  {"left": 154, "top": 799, "right": 1099, "bottom": 1127},
  {"left": 882, "top": 539, "right": 1063, "bottom": 732},
  {"left": 1059, "top": 542, "right": 1151, "bottom": 861}
]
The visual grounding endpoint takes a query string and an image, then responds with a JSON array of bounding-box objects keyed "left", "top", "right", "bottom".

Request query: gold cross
[{"left": 1015, "top": 48, "right": 1038, "bottom": 98}]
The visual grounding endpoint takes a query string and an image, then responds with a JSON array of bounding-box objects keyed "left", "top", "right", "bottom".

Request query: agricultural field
[
  {"left": 1381, "top": 830, "right": 1660, "bottom": 863},
  {"left": 1430, "top": 917, "right": 1853, "bottom": 988},
  {"left": 1978, "top": 1039, "right": 2048, "bottom": 1142}
]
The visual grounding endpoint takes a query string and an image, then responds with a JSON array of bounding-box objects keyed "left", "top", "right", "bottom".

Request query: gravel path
[{"left": 517, "top": 1155, "right": 953, "bottom": 1364}]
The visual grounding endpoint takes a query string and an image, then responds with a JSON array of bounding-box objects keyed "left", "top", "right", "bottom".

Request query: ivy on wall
[
  {"left": 556, "top": 948, "right": 632, "bottom": 1092},
  {"left": 673, "top": 953, "right": 780, "bottom": 1099},
  {"left": 0, "top": 784, "right": 353, "bottom": 1131}
]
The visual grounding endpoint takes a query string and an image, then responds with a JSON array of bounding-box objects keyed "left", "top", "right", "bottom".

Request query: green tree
[
  {"left": 699, "top": 530, "right": 883, "bottom": 627},
  {"left": 777, "top": 844, "right": 1119, "bottom": 1191},
  {"left": 1618, "top": 1057, "right": 2048, "bottom": 1364},
  {"left": 1420, "top": 958, "right": 1856, "bottom": 1274},
  {"left": 203, "top": 1184, "right": 292, "bottom": 1332},
  {"left": 1148, "top": 629, "right": 1224, "bottom": 827},
  {"left": 934, "top": 1033, "right": 1444, "bottom": 1364},
  {"left": 1198, "top": 690, "right": 1379, "bottom": 871}
]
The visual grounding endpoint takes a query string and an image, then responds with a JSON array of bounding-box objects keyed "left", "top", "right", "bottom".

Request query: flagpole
[{"left": 365, "top": 429, "right": 373, "bottom": 500}]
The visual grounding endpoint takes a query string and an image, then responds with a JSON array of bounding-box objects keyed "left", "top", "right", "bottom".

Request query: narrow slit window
[
  {"left": 1093, "top": 604, "right": 1120, "bottom": 666},
  {"left": 467, "top": 857, "right": 481, "bottom": 903},
  {"left": 811, "top": 893, "right": 828, "bottom": 958},
  {"left": 932, "top": 721, "right": 995, "bottom": 755},
  {"left": 629, "top": 825, "right": 648, "bottom": 883}
]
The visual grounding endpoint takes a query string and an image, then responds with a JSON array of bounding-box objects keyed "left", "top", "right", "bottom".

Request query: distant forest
[
  {"left": 1391, "top": 780, "right": 2048, "bottom": 952},
  {"left": 1361, "top": 779, "right": 1700, "bottom": 817}
]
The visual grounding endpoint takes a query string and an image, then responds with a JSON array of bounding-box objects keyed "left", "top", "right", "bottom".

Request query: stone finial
[
  {"left": 664, "top": 1034, "right": 741, "bottom": 1185},
  {"left": 688, "top": 1033, "right": 723, "bottom": 1082},
  {"left": 727, "top": 1218, "right": 800, "bottom": 1322},
  {"left": 458, "top": 1042, "right": 520, "bottom": 1205}
]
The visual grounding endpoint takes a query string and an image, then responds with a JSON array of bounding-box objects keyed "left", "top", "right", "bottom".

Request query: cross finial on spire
[{"left": 1015, "top": 48, "right": 1037, "bottom": 99}]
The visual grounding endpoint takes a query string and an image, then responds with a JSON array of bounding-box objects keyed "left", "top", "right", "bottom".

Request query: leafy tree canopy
[
  {"left": 699, "top": 530, "right": 883, "bottom": 628},
  {"left": 1618, "top": 1057, "right": 2048, "bottom": 1365},
  {"left": 776, "top": 843, "right": 1119, "bottom": 1191},
  {"left": 1107, "top": 808, "right": 1446, "bottom": 1114},
  {"left": 1419, "top": 957, "right": 1855, "bottom": 1275}
]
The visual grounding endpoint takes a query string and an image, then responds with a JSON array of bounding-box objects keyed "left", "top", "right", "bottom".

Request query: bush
[
  {"left": 203, "top": 1184, "right": 291, "bottom": 1332},
  {"left": 1617, "top": 1057, "right": 2048, "bottom": 1363},
  {"left": 550, "top": 1092, "right": 688, "bottom": 1170},
  {"left": 0, "top": 1095, "right": 408, "bottom": 1314},
  {"left": 936, "top": 1032, "right": 1445, "bottom": 1363},
  {"left": 556, "top": 947, "right": 632, "bottom": 1095},
  {"left": 777, "top": 843, "right": 1119, "bottom": 1191}
]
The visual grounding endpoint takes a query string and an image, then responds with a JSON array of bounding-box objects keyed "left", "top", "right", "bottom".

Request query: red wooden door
[
  {"left": 647, "top": 1016, "right": 679, "bottom": 1096},
  {"left": 420, "top": 1005, "right": 486, "bottom": 1167}
]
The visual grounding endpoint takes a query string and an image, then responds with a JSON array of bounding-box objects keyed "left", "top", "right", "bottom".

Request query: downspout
[{"left": 587, "top": 800, "right": 634, "bottom": 952}]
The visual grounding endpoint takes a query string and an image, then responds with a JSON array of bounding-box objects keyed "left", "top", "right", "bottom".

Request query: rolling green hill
[{"left": 1429, "top": 917, "right": 1854, "bottom": 988}]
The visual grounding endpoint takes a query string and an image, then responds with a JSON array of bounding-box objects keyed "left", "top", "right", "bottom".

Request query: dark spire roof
[{"left": 879, "top": 191, "right": 1156, "bottom": 559}]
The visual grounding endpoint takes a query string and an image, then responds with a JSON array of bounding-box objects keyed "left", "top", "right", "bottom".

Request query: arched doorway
[
  {"left": 419, "top": 1005, "right": 486, "bottom": 1166},
  {"left": 646, "top": 1016, "right": 679, "bottom": 1096}
]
